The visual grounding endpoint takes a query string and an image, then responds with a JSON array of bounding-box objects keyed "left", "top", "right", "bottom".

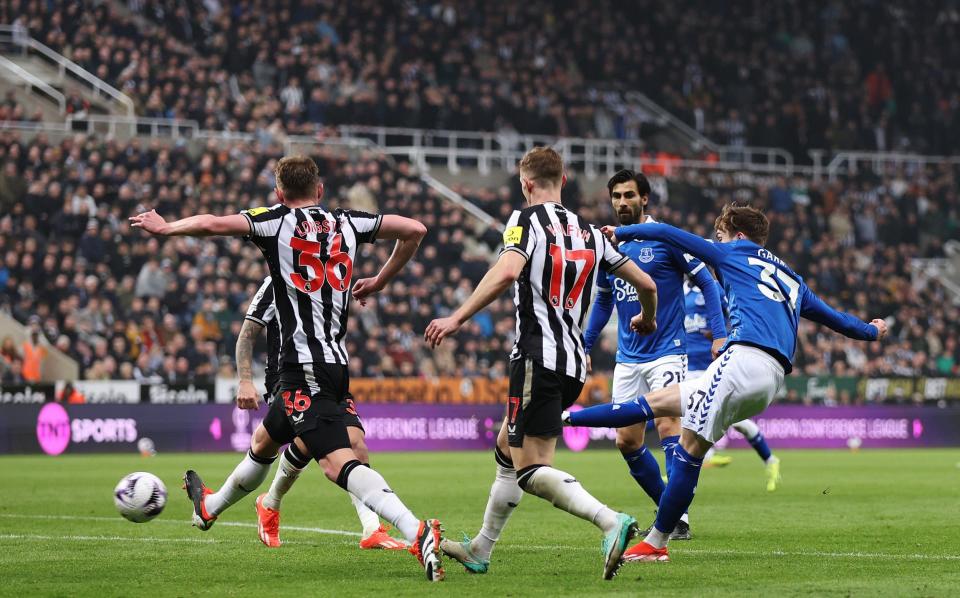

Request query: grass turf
[{"left": 0, "top": 449, "right": 958, "bottom": 597}]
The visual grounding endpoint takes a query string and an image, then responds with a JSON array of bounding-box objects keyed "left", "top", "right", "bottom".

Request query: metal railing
[
  {"left": 0, "top": 54, "right": 65, "bottom": 113},
  {"left": 0, "top": 24, "right": 135, "bottom": 116},
  {"left": 337, "top": 125, "right": 795, "bottom": 180},
  {"left": 826, "top": 151, "right": 960, "bottom": 179}
]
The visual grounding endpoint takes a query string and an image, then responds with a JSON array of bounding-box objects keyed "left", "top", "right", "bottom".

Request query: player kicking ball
[
  {"left": 684, "top": 280, "right": 781, "bottom": 490},
  {"left": 583, "top": 170, "right": 728, "bottom": 540},
  {"left": 563, "top": 203, "right": 887, "bottom": 562},
  {"left": 424, "top": 147, "right": 660, "bottom": 580},
  {"left": 237, "top": 277, "right": 407, "bottom": 549},
  {"left": 131, "top": 156, "right": 445, "bottom": 581}
]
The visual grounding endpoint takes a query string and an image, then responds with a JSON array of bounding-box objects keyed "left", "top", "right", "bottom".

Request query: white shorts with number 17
[{"left": 679, "top": 344, "right": 784, "bottom": 443}]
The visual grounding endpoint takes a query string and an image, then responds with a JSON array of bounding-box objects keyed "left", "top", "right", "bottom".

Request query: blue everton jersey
[
  {"left": 593, "top": 238, "right": 700, "bottom": 363},
  {"left": 613, "top": 223, "right": 880, "bottom": 373},
  {"left": 683, "top": 283, "right": 715, "bottom": 372}
]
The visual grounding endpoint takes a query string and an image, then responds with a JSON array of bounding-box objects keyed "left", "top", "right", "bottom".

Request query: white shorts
[
  {"left": 679, "top": 345, "right": 785, "bottom": 444},
  {"left": 687, "top": 369, "right": 705, "bottom": 380},
  {"left": 611, "top": 354, "right": 688, "bottom": 404}
]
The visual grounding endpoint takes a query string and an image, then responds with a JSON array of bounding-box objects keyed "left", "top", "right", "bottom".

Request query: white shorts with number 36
[
  {"left": 679, "top": 345, "right": 784, "bottom": 443},
  {"left": 611, "top": 354, "right": 688, "bottom": 404}
]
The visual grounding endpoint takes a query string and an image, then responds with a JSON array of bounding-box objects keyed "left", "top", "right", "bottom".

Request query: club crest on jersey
[{"left": 638, "top": 247, "right": 655, "bottom": 263}]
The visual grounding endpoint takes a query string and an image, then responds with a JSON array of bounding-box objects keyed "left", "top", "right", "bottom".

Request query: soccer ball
[{"left": 114, "top": 472, "right": 167, "bottom": 523}]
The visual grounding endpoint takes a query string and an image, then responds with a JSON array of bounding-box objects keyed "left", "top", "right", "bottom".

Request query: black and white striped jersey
[
  {"left": 501, "top": 202, "right": 629, "bottom": 382},
  {"left": 242, "top": 204, "right": 382, "bottom": 367},
  {"left": 244, "top": 276, "right": 281, "bottom": 393}
]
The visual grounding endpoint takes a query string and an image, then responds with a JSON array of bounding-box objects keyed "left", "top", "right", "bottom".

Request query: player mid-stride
[
  {"left": 424, "top": 147, "right": 659, "bottom": 580},
  {"left": 583, "top": 170, "right": 727, "bottom": 540},
  {"left": 131, "top": 155, "right": 445, "bottom": 581},
  {"left": 238, "top": 277, "right": 407, "bottom": 549},
  {"left": 684, "top": 280, "right": 781, "bottom": 490},
  {"left": 564, "top": 204, "right": 887, "bottom": 562}
]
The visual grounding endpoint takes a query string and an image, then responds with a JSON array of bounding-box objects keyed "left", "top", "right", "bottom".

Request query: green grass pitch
[{"left": 1, "top": 449, "right": 958, "bottom": 597}]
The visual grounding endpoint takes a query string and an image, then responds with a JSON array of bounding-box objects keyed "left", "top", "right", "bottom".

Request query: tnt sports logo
[
  {"left": 561, "top": 405, "right": 590, "bottom": 452},
  {"left": 637, "top": 247, "right": 655, "bottom": 263},
  {"left": 36, "top": 402, "right": 71, "bottom": 456}
]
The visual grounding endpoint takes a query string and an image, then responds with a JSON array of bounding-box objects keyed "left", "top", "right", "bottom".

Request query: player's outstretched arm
[
  {"left": 129, "top": 209, "right": 251, "bottom": 237},
  {"left": 604, "top": 223, "right": 727, "bottom": 268},
  {"left": 235, "top": 318, "right": 265, "bottom": 410},
  {"left": 353, "top": 215, "right": 427, "bottom": 301},
  {"left": 799, "top": 286, "right": 888, "bottom": 341},
  {"left": 424, "top": 251, "right": 526, "bottom": 348},
  {"left": 610, "top": 261, "right": 658, "bottom": 335}
]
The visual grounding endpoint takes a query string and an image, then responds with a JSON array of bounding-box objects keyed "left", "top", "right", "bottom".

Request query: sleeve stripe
[
  {"left": 369, "top": 214, "right": 383, "bottom": 242},
  {"left": 242, "top": 212, "right": 255, "bottom": 234},
  {"left": 244, "top": 315, "right": 267, "bottom": 326},
  {"left": 500, "top": 246, "right": 530, "bottom": 261},
  {"left": 688, "top": 262, "right": 705, "bottom": 275},
  {"left": 597, "top": 287, "right": 613, "bottom": 293},
  {"left": 606, "top": 255, "right": 630, "bottom": 273}
]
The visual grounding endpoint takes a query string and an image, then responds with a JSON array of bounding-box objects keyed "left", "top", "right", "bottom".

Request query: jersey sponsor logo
[
  {"left": 503, "top": 226, "right": 523, "bottom": 245},
  {"left": 613, "top": 277, "right": 639, "bottom": 303},
  {"left": 244, "top": 206, "right": 269, "bottom": 216},
  {"left": 638, "top": 247, "right": 655, "bottom": 263},
  {"left": 684, "top": 313, "right": 708, "bottom": 334}
]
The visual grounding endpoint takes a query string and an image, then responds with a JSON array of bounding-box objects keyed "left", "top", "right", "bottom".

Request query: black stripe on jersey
[
  {"left": 534, "top": 206, "right": 570, "bottom": 375},
  {"left": 312, "top": 209, "right": 342, "bottom": 365},
  {"left": 554, "top": 207, "right": 584, "bottom": 381},
  {"left": 330, "top": 215, "right": 351, "bottom": 363},
  {"left": 246, "top": 280, "right": 272, "bottom": 324},
  {"left": 292, "top": 209, "right": 329, "bottom": 365}
]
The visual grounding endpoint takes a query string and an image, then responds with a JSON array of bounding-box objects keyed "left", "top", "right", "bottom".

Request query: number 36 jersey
[
  {"left": 501, "top": 203, "right": 629, "bottom": 382},
  {"left": 242, "top": 204, "right": 381, "bottom": 366}
]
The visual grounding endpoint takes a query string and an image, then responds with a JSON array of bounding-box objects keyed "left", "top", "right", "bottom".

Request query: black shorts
[
  {"left": 262, "top": 390, "right": 363, "bottom": 431},
  {"left": 506, "top": 358, "right": 584, "bottom": 448},
  {"left": 262, "top": 363, "right": 363, "bottom": 459}
]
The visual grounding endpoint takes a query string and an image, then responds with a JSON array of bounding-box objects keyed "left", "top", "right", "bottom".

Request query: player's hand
[
  {"left": 600, "top": 225, "right": 618, "bottom": 244},
  {"left": 629, "top": 313, "right": 657, "bottom": 335},
  {"left": 424, "top": 316, "right": 462, "bottom": 348},
  {"left": 352, "top": 276, "right": 384, "bottom": 305},
  {"left": 236, "top": 380, "right": 261, "bottom": 410},
  {"left": 869, "top": 318, "right": 888, "bottom": 340},
  {"left": 711, "top": 337, "right": 727, "bottom": 360},
  {"left": 128, "top": 209, "right": 169, "bottom": 235}
]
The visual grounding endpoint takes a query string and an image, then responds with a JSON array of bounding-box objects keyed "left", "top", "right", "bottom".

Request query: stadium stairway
[{"left": 0, "top": 25, "right": 134, "bottom": 119}]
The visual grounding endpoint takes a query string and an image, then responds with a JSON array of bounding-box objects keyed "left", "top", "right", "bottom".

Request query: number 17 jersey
[
  {"left": 501, "top": 203, "right": 629, "bottom": 382},
  {"left": 242, "top": 204, "right": 381, "bottom": 367}
]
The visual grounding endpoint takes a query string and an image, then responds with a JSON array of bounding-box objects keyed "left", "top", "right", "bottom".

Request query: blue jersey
[
  {"left": 683, "top": 283, "right": 716, "bottom": 371},
  {"left": 584, "top": 220, "right": 726, "bottom": 364},
  {"left": 614, "top": 223, "right": 879, "bottom": 373}
]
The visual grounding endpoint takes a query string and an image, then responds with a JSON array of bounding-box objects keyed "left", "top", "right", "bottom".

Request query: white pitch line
[
  {"left": 2, "top": 514, "right": 958, "bottom": 562},
  {"left": 0, "top": 533, "right": 216, "bottom": 544}
]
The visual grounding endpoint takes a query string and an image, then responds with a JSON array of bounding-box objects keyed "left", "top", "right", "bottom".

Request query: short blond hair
[
  {"left": 518, "top": 146, "right": 564, "bottom": 187},
  {"left": 274, "top": 155, "right": 320, "bottom": 199}
]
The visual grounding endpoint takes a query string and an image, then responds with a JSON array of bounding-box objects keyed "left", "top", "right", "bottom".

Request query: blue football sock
[
  {"left": 660, "top": 435, "right": 680, "bottom": 480},
  {"left": 568, "top": 396, "right": 655, "bottom": 428},
  {"left": 747, "top": 431, "right": 773, "bottom": 462},
  {"left": 622, "top": 447, "right": 665, "bottom": 506},
  {"left": 653, "top": 445, "right": 703, "bottom": 534}
]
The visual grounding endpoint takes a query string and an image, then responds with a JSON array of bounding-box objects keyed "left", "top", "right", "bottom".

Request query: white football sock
[
  {"left": 345, "top": 465, "right": 420, "bottom": 542},
  {"left": 351, "top": 493, "right": 383, "bottom": 538},
  {"left": 733, "top": 419, "right": 760, "bottom": 439},
  {"left": 521, "top": 466, "right": 619, "bottom": 533},
  {"left": 680, "top": 512, "right": 689, "bottom": 524},
  {"left": 261, "top": 448, "right": 307, "bottom": 511},
  {"left": 472, "top": 464, "right": 523, "bottom": 560},
  {"left": 205, "top": 450, "right": 274, "bottom": 516},
  {"left": 644, "top": 526, "right": 670, "bottom": 549}
]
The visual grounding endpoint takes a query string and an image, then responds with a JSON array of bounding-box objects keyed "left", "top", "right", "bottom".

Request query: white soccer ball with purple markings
[{"left": 114, "top": 472, "right": 167, "bottom": 523}]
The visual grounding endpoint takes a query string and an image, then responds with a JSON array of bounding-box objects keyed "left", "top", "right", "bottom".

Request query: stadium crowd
[
  {"left": 4, "top": 0, "right": 960, "bottom": 158},
  {"left": 1, "top": 128, "right": 958, "bottom": 397}
]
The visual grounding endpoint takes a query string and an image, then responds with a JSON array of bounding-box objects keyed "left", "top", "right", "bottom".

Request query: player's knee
[
  {"left": 250, "top": 425, "right": 280, "bottom": 459},
  {"left": 615, "top": 429, "right": 644, "bottom": 454},
  {"left": 655, "top": 417, "right": 680, "bottom": 438},
  {"left": 515, "top": 464, "right": 546, "bottom": 493}
]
